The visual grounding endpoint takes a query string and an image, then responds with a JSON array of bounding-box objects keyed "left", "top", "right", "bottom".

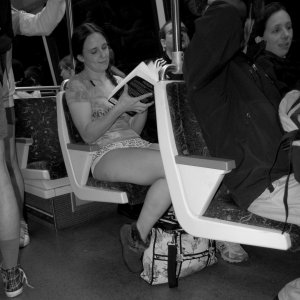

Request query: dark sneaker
[
  {"left": 120, "top": 223, "right": 150, "bottom": 273},
  {"left": 1, "top": 265, "right": 32, "bottom": 298}
]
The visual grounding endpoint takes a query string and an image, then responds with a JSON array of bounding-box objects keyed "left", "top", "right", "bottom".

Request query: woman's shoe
[{"left": 120, "top": 223, "right": 150, "bottom": 273}]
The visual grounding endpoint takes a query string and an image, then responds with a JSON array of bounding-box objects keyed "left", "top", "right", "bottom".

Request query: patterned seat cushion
[
  {"left": 166, "top": 81, "right": 300, "bottom": 250},
  {"left": 87, "top": 177, "right": 149, "bottom": 205},
  {"left": 14, "top": 97, "right": 67, "bottom": 179}
]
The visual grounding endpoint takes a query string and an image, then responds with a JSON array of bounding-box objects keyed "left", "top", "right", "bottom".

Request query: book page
[
  {"left": 108, "top": 62, "right": 157, "bottom": 116},
  {"left": 109, "top": 76, "right": 154, "bottom": 105}
]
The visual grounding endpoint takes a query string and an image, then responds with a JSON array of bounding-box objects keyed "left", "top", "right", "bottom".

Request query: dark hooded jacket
[
  {"left": 183, "top": 1, "right": 289, "bottom": 209},
  {"left": 255, "top": 50, "right": 300, "bottom": 97}
]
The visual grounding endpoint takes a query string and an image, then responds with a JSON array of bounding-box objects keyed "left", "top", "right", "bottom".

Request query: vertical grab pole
[
  {"left": 171, "top": 0, "right": 183, "bottom": 74},
  {"left": 42, "top": 36, "right": 57, "bottom": 85},
  {"left": 65, "top": 0, "right": 75, "bottom": 69}
]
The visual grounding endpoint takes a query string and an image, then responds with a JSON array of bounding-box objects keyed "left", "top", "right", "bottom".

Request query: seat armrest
[
  {"left": 16, "top": 137, "right": 51, "bottom": 179},
  {"left": 67, "top": 143, "right": 100, "bottom": 152},
  {"left": 16, "top": 138, "right": 33, "bottom": 169},
  {"left": 15, "top": 137, "right": 33, "bottom": 145},
  {"left": 175, "top": 155, "right": 235, "bottom": 171}
]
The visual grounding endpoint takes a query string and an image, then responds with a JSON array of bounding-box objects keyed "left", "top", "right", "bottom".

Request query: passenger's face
[
  {"left": 60, "top": 67, "right": 74, "bottom": 80},
  {"left": 263, "top": 10, "right": 293, "bottom": 58},
  {"left": 79, "top": 32, "right": 110, "bottom": 73},
  {"left": 162, "top": 22, "right": 190, "bottom": 56}
]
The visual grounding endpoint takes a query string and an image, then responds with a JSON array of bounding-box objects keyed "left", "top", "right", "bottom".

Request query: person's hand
[{"left": 117, "top": 84, "right": 154, "bottom": 114}]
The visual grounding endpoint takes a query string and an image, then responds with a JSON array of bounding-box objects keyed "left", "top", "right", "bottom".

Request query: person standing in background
[
  {"left": 0, "top": 0, "right": 31, "bottom": 296},
  {"left": 3, "top": 0, "right": 66, "bottom": 249}
]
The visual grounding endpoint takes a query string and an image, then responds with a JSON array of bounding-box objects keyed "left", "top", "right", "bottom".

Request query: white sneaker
[
  {"left": 216, "top": 241, "right": 248, "bottom": 263},
  {"left": 20, "top": 220, "right": 30, "bottom": 248}
]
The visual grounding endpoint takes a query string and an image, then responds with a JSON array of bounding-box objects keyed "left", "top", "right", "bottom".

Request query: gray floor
[{"left": 2, "top": 203, "right": 299, "bottom": 300}]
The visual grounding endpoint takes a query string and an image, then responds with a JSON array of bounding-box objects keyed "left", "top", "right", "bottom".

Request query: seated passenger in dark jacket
[
  {"left": 183, "top": 0, "right": 300, "bottom": 298},
  {"left": 247, "top": 1, "right": 300, "bottom": 97}
]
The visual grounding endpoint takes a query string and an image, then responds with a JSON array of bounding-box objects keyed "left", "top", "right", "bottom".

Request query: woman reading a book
[{"left": 65, "top": 22, "right": 171, "bottom": 274}]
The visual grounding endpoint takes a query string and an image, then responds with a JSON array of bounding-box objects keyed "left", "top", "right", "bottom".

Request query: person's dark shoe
[
  {"left": 117, "top": 203, "right": 143, "bottom": 220},
  {"left": 120, "top": 223, "right": 150, "bottom": 273}
]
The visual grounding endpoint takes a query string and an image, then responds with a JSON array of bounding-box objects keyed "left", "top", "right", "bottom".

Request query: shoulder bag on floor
[{"left": 140, "top": 209, "right": 217, "bottom": 287}]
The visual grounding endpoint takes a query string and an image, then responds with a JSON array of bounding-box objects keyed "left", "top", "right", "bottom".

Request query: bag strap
[
  {"left": 168, "top": 244, "right": 178, "bottom": 288},
  {"left": 268, "top": 130, "right": 300, "bottom": 233}
]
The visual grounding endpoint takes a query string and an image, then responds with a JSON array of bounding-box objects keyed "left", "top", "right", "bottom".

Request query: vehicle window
[
  {"left": 11, "top": 0, "right": 69, "bottom": 86},
  {"left": 71, "top": 0, "right": 161, "bottom": 74}
]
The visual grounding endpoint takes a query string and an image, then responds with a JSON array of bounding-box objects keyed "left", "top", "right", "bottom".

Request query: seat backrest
[
  {"left": 62, "top": 94, "right": 85, "bottom": 144},
  {"left": 161, "top": 81, "right": 300, "bottom": 250},
  {"left": 166, "top": 82, "right": 209, "bottom": 157},
  {"left": 14, "top": 97, "right": 67, "bottom": 179}
]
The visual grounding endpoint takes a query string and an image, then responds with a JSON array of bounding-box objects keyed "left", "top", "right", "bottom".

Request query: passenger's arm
[
  {"left": 66, "top": 80, "right": 125, "bottom": 144},
  {"left": 68, "top": 101, "right": 123, "bottom": 145},
  {"left": 129, "top": 109, "right": 149, "bottom": 135},
  {"left": 183, "top": 1, "right": 244, "bottom": 90},
  {"left": 67, "top": 81, "right": 152, "bottom": 144},
  {"left": 12, "top": 0, "right": 66, "bottom": 37}
]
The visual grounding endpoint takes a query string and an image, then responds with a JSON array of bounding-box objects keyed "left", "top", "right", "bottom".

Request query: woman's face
[
  {"left": 79, "top": 32, "right": 110, "bottom": 73},
  {"left": 60, "top": 67, "right": 74, "bottom": 80},
  {"left": 263, "top": 10, "right": 293, "bottom": 58}
]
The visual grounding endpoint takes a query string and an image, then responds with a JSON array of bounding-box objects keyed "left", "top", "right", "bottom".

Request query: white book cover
[{"left": 108, "top": 61, "right": 158, "bottom": 106}]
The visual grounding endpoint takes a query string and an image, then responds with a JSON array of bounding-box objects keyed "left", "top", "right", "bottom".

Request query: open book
[{"left": 108, "top": 61, "right": 158, "bottom": 116}]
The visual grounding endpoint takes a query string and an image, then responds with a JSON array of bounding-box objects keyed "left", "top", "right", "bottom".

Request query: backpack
[
  {"left": 278, "top": 90, "right": 300, "bottom": 183},
  {"left": 271, "top": 90, "right": 300, "bottom": 231}
]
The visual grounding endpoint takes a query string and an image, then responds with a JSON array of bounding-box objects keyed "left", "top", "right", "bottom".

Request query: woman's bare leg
[{"left": 93, "top": 147, "right": 172, "bottom": 240}]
